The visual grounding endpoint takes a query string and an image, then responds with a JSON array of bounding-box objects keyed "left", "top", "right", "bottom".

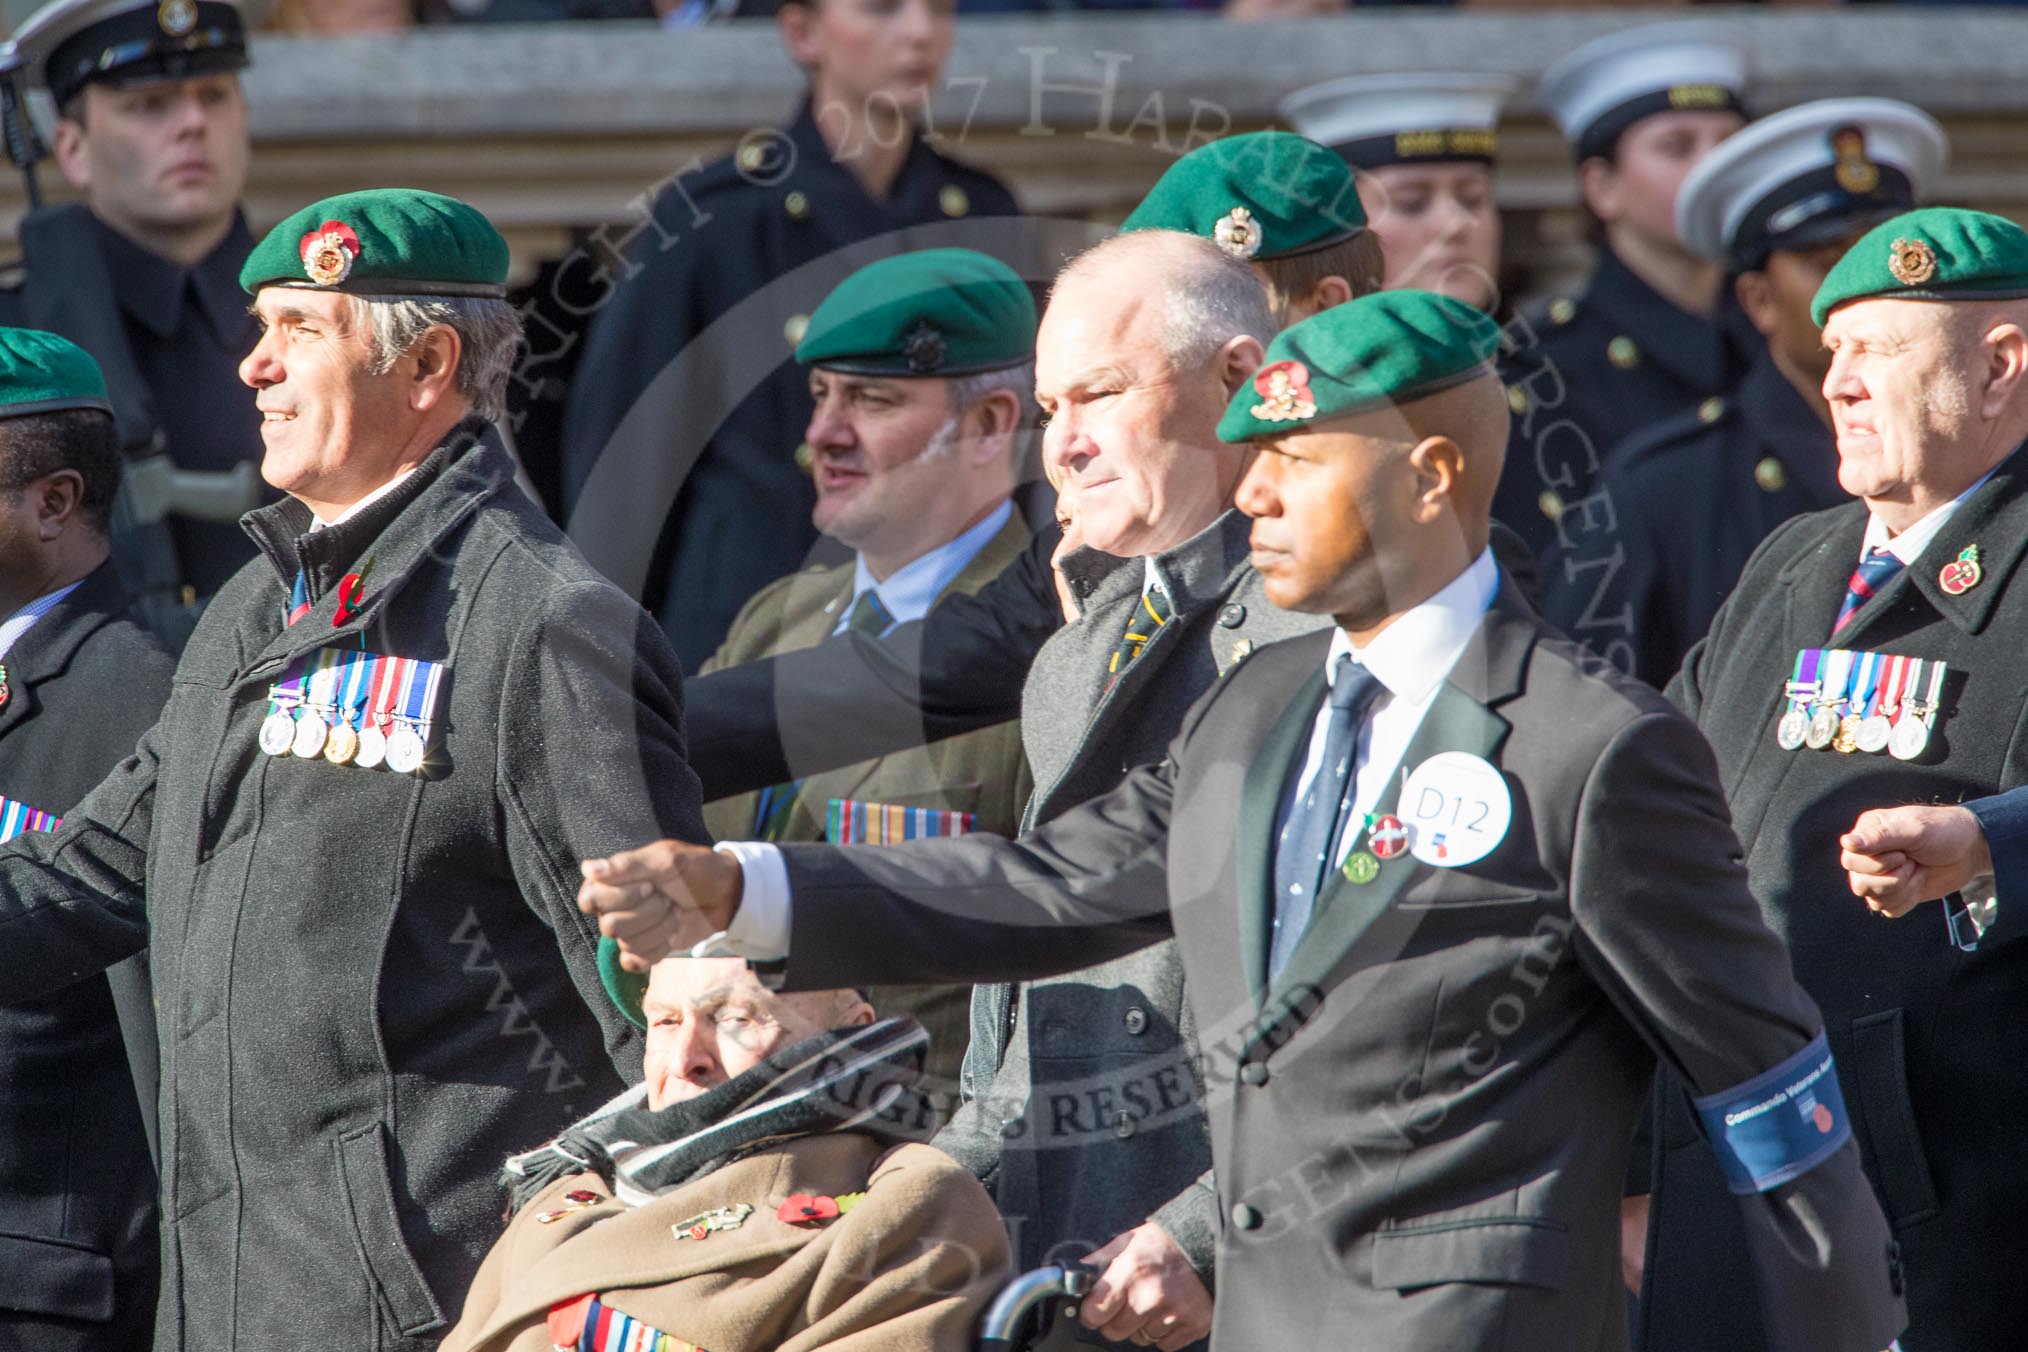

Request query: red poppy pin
[
  {"left": 333, "top": 556, "right": 374, "bottom": 626},
  {"left": 778, "top": 1193, "right": 841, "bottom": 1224},
  {"left": 300, "top": 220, "right": 361, "bottom": 286},
  {"left": 1939, "top": 543, "right": 1982, "bottom": 596},
  {"left": 1250, "top": 361, "right": 1317, "bottom": 423}
]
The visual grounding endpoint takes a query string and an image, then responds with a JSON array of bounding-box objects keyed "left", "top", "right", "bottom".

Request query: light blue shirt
[
  {"left": 0, "top": 580, "right": 81, "bottom": 663},
  {"left": 832, "top": 499, "right": 1015, "bottom": 636}
]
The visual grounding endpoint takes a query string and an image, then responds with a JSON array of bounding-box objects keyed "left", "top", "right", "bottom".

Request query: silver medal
[
  {"left": 259, "top": 710, "right": 298, "bottom": 757},
  {"left": 1805, "top": 707, "right": 1840, "bottom": 751},
  {"left": 1857, "top": 715, "right": 1894, "bottom": 755},
  {"left": 354, "top": 724, "right": 388, "bottom": 770},
  {"left": 384, "top": 724, "right": 426, "bottom": 775},
  {"left": 1889, "top": 715, "right": 1930, "bottom": 762},
  {"left": 291, "top": 710, "right": 329, "bottom": 759},
  {"left": 1776, "top": 708, "right": 1809, "bottom": 751}
]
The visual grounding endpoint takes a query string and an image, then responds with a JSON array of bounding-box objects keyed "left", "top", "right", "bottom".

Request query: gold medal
[
  {"left": 323, "top": 723, "right": 360, "bottom": 765},
  {"left": 1833, "top": 715, "right": 1861, "bottom": 754}
]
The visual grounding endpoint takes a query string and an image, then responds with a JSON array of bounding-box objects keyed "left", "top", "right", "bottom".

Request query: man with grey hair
[{"left": 0, "top": 189, "right": 708, "bottom": 1351}]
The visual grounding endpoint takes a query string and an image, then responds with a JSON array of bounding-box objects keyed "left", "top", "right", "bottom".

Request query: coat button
[
  {"left": 1002, "top": 1117, "right": 1023, "bottom": 1138},
  {"left": 1113, "top": 1111, "right": 1138, "bottom": 1140},
  {"left": 1231, "top": 1203, "right": 1263, "bottom": 1231},
  {"left": 1218, "top": 603, "right": 1246, "bottom": 628},
  {"left": 1240, "top": 1061, "right": 1269, "bottom": 1087},
  {"left": 1123, "top": 1007, "right": 1149, "bottom": 1036}
]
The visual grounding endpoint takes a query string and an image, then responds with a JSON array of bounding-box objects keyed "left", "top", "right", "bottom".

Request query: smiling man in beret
[
  {"left": 0, "top": 188, "right": 708, "bottom": 1351},
  {"left": 1646, "top": 205, "right": 2028, "bottom": 1352},
  {"left": 579, "top": 289, "right": 1901, "bottom": 1349}
]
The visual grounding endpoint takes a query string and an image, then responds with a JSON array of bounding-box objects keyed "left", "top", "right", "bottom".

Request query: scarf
[{"left": 502, "top": 1017, "right": 933, "bottom": 1214}]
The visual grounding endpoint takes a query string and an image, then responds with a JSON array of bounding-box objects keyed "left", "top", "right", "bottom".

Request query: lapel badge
[
  {"left": 535, "top": 1189, "right": 604, "bottom": 1225},
  {"left": 1368, "top": 814, "right": 1410, "bottom": 861},
  {"left": 778, "top": 1192, "right": 866, "bottom": 1225},
  {"left": 0, "top": 660, "right": 10, "bottom": 709},
  {"left": 672, "top": 1202, "right": 754, "bottom": 1242},
  {"left": 1939, "top": 543, "right": 1983, "bottom": 596},
  {"left": 300, "top": 221, "right": 361, "bottom": 287},
  {"left": 1830, "top": 125, "right": 1880, "bottom": 195},
  {"left": 1888, "top": 237, "right": 1937, "bottom": 287},
  {"left": 1213, "top": 206, "right": 1263, "bottom": 260},
  {"left": 1341, "top": 851, "right": 1380, "bottom": 886},
  {"left": 1250, "top": 361, "right": 1316, "bottom": 423}
]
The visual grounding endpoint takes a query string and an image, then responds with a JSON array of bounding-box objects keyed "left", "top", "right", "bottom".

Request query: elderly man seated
[{"left": 444, "top": 959, "right": 1012, "bottom": 1352}]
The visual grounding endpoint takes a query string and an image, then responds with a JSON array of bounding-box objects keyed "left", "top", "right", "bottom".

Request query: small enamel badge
[
  {"left": 1888, "top": 237, "right": 1937, "bottom": 287},
  {"left": 1939, "top": 543, "right": 1983, "bottom": 595},
  {"left": 1250, "top": 361, "right": 1316, "bottom": 423},
  {"left": 1369, "top": 815, "right": 1410, "bottom": 861},
  {"left": 535, "top": 1188, "right": 603, "bottom": 1224},
  {"left": 1213, "top": 206, "right": 1263, "bottom": 260},
  {"left": 672, "top": 1203, "right": 753, "bottom": 1242},
  {"left": 300, "top": 221, "right": 361, "bottom": 286}
]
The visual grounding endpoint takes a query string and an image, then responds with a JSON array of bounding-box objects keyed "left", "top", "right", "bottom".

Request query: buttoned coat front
[{"left": 0, "top": 438, "right": 707, "bottom": 1351}]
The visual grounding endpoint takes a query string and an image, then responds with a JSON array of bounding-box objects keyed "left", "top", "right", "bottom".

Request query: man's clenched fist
[
  {"left": 576, "top": 840, "right": 745, "bottom": 970},
  {"left": 1840, "top": 804, "right": 1993, "bottom": 919}
]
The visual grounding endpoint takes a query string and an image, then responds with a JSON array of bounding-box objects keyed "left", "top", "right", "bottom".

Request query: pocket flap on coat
[
  {"left": 1372, "top": 1216, "right": 1568, "bottom": 1292},
  {"left": 332, "top": 1122, "right": 447, "bottom": 1337},
  {"left": 0, "top": 1231, "right": 113, "bottom": 1321}
]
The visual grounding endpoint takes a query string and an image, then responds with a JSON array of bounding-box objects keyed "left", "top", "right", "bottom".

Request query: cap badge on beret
[
  {"left": 903, "top": 322, "right": 947, "bottom": 374},
  {"left": 157, "top": 0, "right": 198, "bottom": 36},
  {"left": 1213, "top": 206, "right": 1264, "bottom": 261},
  {"left": 1831, "top": 126, "right": 1880, "bottom": 196},
  {"left": 1888, "top": 236, "right": 1938, "bottom": 287},
  {"left": 1250, "top": 361, "right": 1316, "bottom": 423},
  {"left": 300, "top": 221, "right": 361, "bottom": 287}
]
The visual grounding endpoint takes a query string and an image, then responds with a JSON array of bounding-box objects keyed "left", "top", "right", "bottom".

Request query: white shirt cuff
[{"left": 692, "top": 841, "right": 791, "bottom": 961}]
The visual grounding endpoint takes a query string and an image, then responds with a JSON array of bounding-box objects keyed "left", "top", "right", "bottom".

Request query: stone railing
[{"left": 7, "top": 8, "right": 2026, "bottom": 279}]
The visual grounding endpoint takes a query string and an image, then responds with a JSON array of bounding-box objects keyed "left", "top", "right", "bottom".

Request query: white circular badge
[{"left": 1400, "top": 751, "right": 1513, "bottom": 869}]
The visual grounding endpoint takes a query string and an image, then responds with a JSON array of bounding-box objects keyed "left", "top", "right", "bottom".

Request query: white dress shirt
[
  {"left": 832, "top": 499, "right": 1013, "bottom": 635},
  {"left": 1860, "top": 469, "right": 1995, "bottom": 566},
  {"left": 707, "top": 546, "right": 1502, "bottom": 964},
  {"left": 0, "top": 580, "right": 83, "bottom": 662},
  {"left": 1281, "top": 547, "right": 1500, "bottom": 873},
  {"left": 309, "top": 466, "right": 420, "bottom": 532}
]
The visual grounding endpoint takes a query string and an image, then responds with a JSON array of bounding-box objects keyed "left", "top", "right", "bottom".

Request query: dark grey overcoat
[{"left": 0, "top": 435, "right": 706, "bottom": 1350}]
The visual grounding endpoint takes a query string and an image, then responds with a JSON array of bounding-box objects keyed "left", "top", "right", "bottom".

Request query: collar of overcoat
[{"left": 0, "top": 558, "right": 132, "bottom": 743}]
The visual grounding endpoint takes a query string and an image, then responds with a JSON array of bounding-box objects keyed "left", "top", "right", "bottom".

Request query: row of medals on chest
[
  {"left": 257, "top": 681, "right": 426, "bottom": 773},
  {"left": 1776, "top": 648, "right": 1946, "bottom": 760}
]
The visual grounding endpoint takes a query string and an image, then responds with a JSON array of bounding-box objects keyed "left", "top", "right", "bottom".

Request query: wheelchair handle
[{"left": 978, "top": 1263, "right": 1098, "bottom": 1350}]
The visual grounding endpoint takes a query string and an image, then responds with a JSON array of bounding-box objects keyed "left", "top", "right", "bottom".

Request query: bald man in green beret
[
  {"left": 0, "top": 190, "right": 708, "bottom": 1351},
  {"left": 580, "top": 290, "right": 1901, "bottom": 1349},
  {"left": 699, "top": 249, "right": 1036, "bottom": 1104},
  {"left": 1644, "top": 206, "right": 2028, "bottom": 1352}
]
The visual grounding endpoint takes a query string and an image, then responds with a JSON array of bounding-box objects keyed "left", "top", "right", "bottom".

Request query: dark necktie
[
  {"left": 1833, "top": 547, "right": 1904, "bottom": 638},
  {"left": 758, "top": 586, "right": 900, "bottom": 839},
  {"left": 1107, "top": 587, "right": 1173, "bottom": 682},
  {"left": 1269, "top": 655, "right": 1386, "bottom": 983}
]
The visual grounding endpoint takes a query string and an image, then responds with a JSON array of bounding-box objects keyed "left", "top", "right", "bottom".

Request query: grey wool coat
[
  {"left": 0, "top": 433, "right": 707, "bottom": 1351},
  {"left": 933, "top": 509, "right": 1329, "bottom": 1319}
]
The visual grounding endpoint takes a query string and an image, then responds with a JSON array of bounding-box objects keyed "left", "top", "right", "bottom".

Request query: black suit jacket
[
  {"left": 770, "top": 582, "right": 1903, "bottom": 1350},
  {"left": 1651, "top": 445, "right": 2028, "bottom": 1352},
  {"left": 0, "top": 561, "right": 171, "bottom": 1350}
]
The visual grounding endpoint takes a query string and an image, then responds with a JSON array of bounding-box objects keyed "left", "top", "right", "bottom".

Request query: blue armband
[{"left": 1692, "top": 1032, "right": 1852, "bottom": 1196}]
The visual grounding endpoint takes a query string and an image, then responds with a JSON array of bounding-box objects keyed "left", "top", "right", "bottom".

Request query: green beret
[
  {"left": 1812, "top": 206, "right": 2028, "bottom": 326},
  {"left": 0, "top": 327, "right": 112, "bottom": 420},
  {"left": 240, "top": 188, "right": 510, "bottom": 299},
  {"left": 796, "top": 248, "right": 1035, "bottom": 376},
  {"left": 1122, "top": 131, "right": 1366, "bottom": 263},
  {"left": 1217, "top": 289, "right": 1501, "bottom": 443},
  {"left": 597, "top": 936, "right": 649, "bottom": 1031}
]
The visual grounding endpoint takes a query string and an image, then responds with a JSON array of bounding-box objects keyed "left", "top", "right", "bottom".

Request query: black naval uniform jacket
[
  {"left": 0, "top": 561, "right": 171, "bottom": 1352},
  {"left": 554, "top": 100, "right": 1020, "bottom": 671},
  {"left": 768, "top": 581, "right": 1903, "bottom": 1351},
  {"left": 0, "top": 433, "right": 707, "bottom": 1351},
  {"left": 1499, "top": 246, "right": 1760, "bottom": 559},
  {"left": 1543, "top": 354, "right": 1846, "bottom": 687},
  {"left": 0, "top": 206, "right": 265, "bottom": 633},
  {"left": 1648, "top": 446, "right": 2028, "bottom": 1352}
]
